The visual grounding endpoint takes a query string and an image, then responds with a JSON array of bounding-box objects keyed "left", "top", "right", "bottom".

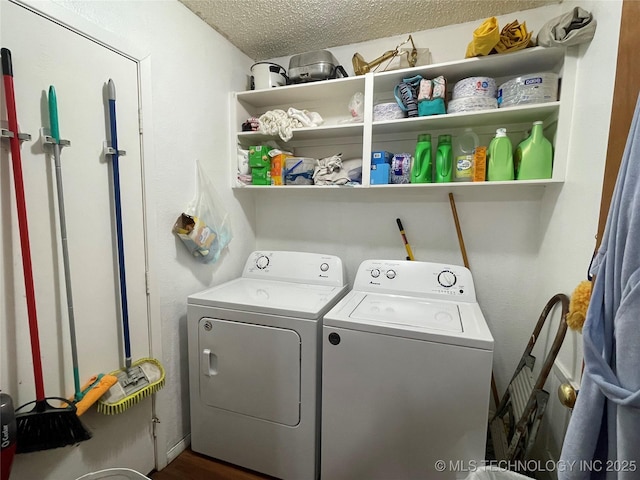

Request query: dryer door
[{"left": 198, "top": 317, "right": 301, "bottom": 426}]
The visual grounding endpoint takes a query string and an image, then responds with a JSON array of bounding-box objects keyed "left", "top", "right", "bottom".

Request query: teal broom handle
[{"left": 49, "top": 86, "right": 82, "bottom": 400}]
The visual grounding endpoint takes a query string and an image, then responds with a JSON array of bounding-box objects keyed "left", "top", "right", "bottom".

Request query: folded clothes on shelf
[{"left": 258, "top": 107, "right": 323, "bottom": 141}]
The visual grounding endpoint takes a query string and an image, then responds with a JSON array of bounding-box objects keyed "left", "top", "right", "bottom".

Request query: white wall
[
  {"left": 264, "top": 4, "right": 566, "bottom": 390},
  {"left": 260, "top": 1, "right": 622, "bottom": 464},
  {"left": 76, "top": 0, "right": 621, "bottom": 468},
  {"left": 11, "top": 0, "right": 256, "bottom": 473},
  {"left": 3, "top": 1, "right": 621, "bottom": 475}
]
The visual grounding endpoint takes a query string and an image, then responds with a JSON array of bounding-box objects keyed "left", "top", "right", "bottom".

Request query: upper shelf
[
  {"left": 372, "top": 102, "right": 560, "bottom": 135},
  {"left": 235, "top": 47, "right": 564, "bottom": 112},
  {"left": 373, "top": 46, "right": 565, "bottom": 93},
  {"left": 235, "top": 75, "right": 367, "bottom": 109}
]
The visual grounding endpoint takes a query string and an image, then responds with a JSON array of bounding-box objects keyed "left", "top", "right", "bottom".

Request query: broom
[
  {"left": 448, "top": 192, "right": 500, "bottom": 409},
  {"left": 97, "top": 79, "right": 164, "bottom": 415},
  {"left": 1, "top": 47, "right": 91, "bottom": 452},
  {"left": 47, "top": 86, "right": 118, "bottom": 415}
]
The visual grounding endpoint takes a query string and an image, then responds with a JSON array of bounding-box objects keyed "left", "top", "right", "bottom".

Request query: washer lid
[
  {"left": 324, "top": 291, "right": 493, "bottom": 350},
  {"left": 350, "top": 294, "right": 462, "bottom": 332},
  {"left": 188, "top": 278, "right": 347, "bottom": 319}
]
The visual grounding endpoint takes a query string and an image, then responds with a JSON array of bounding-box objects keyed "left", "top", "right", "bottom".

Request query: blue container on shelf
[{"left": 370, "top": 163, "right": 390, "bottom": 185}]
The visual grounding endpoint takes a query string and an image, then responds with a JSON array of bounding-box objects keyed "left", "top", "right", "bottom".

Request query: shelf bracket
[
  {"left": 103, "top": 141, "right": 126, "bottom": 157},
  {"left": 40, "top": 127, "right": 71, "bottom": 150},
  {"left": 1, "top": 127, "right": 32, "bottom": 143}
]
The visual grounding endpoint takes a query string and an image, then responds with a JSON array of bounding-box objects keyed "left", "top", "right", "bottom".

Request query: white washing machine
[
  {"left": 321, "top": 260, "right": 494, "bottom": 480},
  {"left": 187, "top": 251, "right": 347, "bottom": 480}
]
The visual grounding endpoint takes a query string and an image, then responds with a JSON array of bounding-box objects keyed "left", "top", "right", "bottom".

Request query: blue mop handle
[{"left": 108, "top": 79, "right": 132, "bottom": 370}]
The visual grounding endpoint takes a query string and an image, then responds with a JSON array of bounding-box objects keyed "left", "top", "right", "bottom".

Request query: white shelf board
[
  {"left": 234, "top": 179, "right": 563, "bottom": 191},
  {"left": 368, "top": 178, "right": 563, "bottom": 189},
  {"left": 236, "top": 76, "right": 367, "bottom": 109},
  {"left": 373, "top": 47, "right": 565, "bottom": 93},
  {"left": 237, "top": 123, "right": 364, "bottom": 143},
  {"left": 372, "top": 102, "right": 560, "bottom": 135}
]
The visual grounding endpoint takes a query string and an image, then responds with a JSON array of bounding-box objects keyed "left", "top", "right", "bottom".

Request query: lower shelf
[{"left": 233, "top": 179, "right": 563, "bottom": 190}]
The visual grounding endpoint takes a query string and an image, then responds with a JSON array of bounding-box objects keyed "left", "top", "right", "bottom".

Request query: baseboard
[{"left": 167, "top": 433, "right": 191, "bottom": 464}]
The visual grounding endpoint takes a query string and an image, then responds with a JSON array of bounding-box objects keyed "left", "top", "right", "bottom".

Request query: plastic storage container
[
  {"left": 515, "top": 121, "right": 553, "bottom": 180},
  {"left": 487, "top": 128, "right": 514, "bottom": 181},
  {"left": 284, "top": 157, "right": 316, "bottom": 185},
  {"left": 435, "top": 134, "right": 453, "bottom": 183},
  {"left": 453, "top": 128, "right": 479, "bottom": 182},
  {"left": 411, "top": 134, "right": 432, "bottom": 183},
  {"left": 75, "top": 468, "right": 151, "bottom": 480}
]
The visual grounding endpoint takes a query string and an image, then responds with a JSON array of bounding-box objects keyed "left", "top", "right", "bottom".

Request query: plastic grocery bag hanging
[
  {"left": 537, "top": 7, "right": 597, "bottom": 47},
  {"left": 172, "top": 160, "right": 232, "bottom": 264}
]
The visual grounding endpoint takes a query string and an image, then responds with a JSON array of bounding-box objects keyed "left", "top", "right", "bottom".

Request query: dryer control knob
[
  {"left": 437, "top": 270, "right": 457, "bottom": 288},
  {"left": 386, "top": 269, "right": 396, "bottom": 279},
  {"left": 371, "top": 269, "right": 381, "bottom": 278},
  {"left": 320, "top": 263, "right": 329, "bottom": 272},
  {"left": 328, "top": 332, "right": 341, "bottom": 345},
  {"left": 256, "top": 255, "right": 270, "bottom": 269}
]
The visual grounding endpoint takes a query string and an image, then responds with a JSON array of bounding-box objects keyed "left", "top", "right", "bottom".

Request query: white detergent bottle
[{"left": 454, "top": 128, "right": 479, "bottom": 182}]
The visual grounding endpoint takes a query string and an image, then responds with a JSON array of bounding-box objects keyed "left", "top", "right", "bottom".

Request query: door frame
[
  {"left": 596, "top": 0, "right": 640, "bottom": 246},
  {"left": 9, "top": 0, "right": 167, "bottom": 469}
]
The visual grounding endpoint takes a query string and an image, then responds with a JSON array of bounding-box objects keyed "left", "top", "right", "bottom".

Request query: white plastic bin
[
  {"left": 75, "top": 468, "right": 151, "bottom": 480},
  {"left": 463, "top": 467, "right": 532, "bottom": 480}
]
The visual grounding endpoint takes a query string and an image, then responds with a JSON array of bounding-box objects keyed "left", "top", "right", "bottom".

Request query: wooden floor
[{"left": 149, "top": 449, "right": 274, "bottom": 480}]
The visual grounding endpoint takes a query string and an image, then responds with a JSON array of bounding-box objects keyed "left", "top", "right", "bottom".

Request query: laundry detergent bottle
[
  {"left": 515, "top": 121, "right": 553, "bottom": 180},
  {"left": 435, "top": 134, "right": 453, "bottom": 183},
  {"left": 411, "top": 134, "right": 432, "bottom": 183},
  {"left": 487, "top": 128, "right": 514, "bottom": 181},
  {"left": 454, "top": 128, "right": 479, "bottom": 182}
]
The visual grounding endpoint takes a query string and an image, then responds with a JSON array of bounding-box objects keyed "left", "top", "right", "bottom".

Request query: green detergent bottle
[
  {"left": 515, "top": 121, "right": 553, "bottom": 180},
  {"left": 411, "top": 134, "right": 432, "bottom": 183},
  {"left": 435, "top": 134, "right": 453, "bottom": 183},
  {"left": 487, "top": 128, "right": 514, "bottom": 181}
]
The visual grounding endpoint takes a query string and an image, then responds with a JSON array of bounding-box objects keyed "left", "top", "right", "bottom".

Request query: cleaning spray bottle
[
  {"left": 487, "top": 128, "right": 514, "bottom": 181},
  {"left": 454, "top": 128, "right": 479, "bottom": 182},
  {"left": 515, "top": 121, "right": 553, "bottom": 180},
  {"left": 435, "top": 134, "right": 453, "bottom": 183},
  {"left": 411, "top": 134, "right": 432, "bottom": 183}
]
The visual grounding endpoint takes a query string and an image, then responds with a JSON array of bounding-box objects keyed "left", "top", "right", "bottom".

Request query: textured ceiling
[{"left": 179, "top": 0, "right": 560, "bottom": 61}]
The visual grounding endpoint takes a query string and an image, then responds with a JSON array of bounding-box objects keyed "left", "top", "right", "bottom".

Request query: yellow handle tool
[{"left": 396, "top": 218, "right": 415, "bottom": 261}]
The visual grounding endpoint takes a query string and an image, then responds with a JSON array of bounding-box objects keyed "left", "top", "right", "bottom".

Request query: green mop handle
[{"left": 49, "top": 86, "right": 82, "bottom": 400}]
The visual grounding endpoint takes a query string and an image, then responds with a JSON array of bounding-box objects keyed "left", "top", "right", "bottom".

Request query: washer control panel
[
  {"left": 244, "top": 251, "right": 346, "bottom": 287},
  {"left": 355, "top": 259, "right": 476, "bottom": 302}
]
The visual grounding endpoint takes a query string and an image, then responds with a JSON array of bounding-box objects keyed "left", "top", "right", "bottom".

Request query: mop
[
  {"left": 47, "top": 86, "right": 117, "bottom": 415},
  {"left": 2, "top": 47, "right": 91, "bottom": 452},
  {"left": 97, "top": 79, "right": 165, "bottom": 415}
]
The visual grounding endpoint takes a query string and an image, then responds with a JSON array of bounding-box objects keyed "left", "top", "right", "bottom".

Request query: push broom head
[
  {"left": 97, "top": 358, "right": 165, "bottom": 415},
  {"left": 15, "top": 398, "right": 91, "bottom": 453}
]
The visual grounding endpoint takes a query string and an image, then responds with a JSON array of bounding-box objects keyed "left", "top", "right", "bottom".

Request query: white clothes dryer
[
  {"left": 188, "top": 251, "right": 347, "bottom": 480},
  {"left": 321, "top": 260, "right": 494, "bottom": 480}
]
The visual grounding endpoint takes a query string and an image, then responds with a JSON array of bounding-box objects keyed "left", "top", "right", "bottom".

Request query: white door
[
  {"left": 199, "top": 317, "right": 301, "bottom": 426},
  {"left": 0, "top": 1, "right": 154, "bottom": 478}
]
